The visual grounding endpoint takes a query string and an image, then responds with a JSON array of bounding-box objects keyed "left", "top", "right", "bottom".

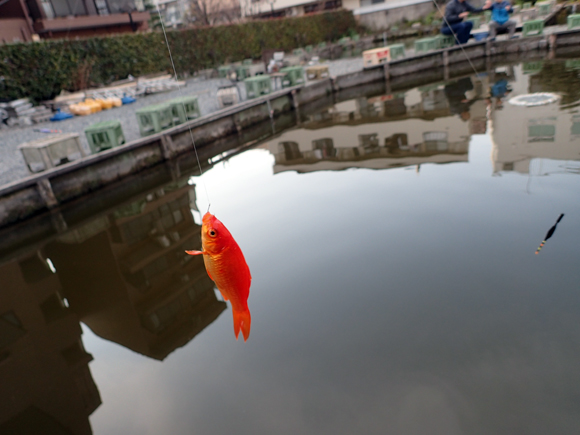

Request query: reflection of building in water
[
  {"left": 0, "top": 256, "right": 100, "bottom": 434},
  {"left": 45, "top": 180, "right": 226, "bottom": 361},
  {"left": 490, "top": 96, "right": 580, "bottom": 175},
  {"left": 269, "top": 84, "right": 485, "bottom": 173}
]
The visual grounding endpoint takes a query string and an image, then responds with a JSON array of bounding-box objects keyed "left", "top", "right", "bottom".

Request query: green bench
[
  {"left": 522, "top": 19, "right": 544, "bottom": 36},
  {"left": 85, "top": 120, "right": 125, "bottom": 153},
  {"left": 567, "top": 13, "right": 580, "bottom": 29},
  {"left": 244, "top": 75, "right": 272, "bottom": 99}
]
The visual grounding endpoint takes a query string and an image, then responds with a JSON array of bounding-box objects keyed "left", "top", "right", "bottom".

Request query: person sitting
[
  {"left": 441, "top": 0, "right": 487, "bottom": 44},
  {"left": 485, "top": 0, "right": 516, "bottom": 40}
]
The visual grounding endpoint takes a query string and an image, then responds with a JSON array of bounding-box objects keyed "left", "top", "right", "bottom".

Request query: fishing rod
[{"left": 155, "top": 4, "right": 211, "bottom": 209}]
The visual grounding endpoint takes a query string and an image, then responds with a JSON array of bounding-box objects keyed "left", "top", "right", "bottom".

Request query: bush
[{"left": 0, "top": 10, "right": 357, "bottom": 102}]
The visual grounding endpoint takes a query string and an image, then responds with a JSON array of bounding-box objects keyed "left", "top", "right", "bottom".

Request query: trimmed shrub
[{"left": 0, "top": 10, "right": 357, "bottom": 102}]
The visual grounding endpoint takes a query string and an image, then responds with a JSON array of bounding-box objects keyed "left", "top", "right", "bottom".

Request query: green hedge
[{"left": 0, "top": 10, "right": 357, "bottom": 102}]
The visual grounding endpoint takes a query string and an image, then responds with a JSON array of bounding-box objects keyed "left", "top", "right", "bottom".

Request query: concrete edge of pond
[{"left": 1, "top": 26, "right": 580, "bottom": 229}]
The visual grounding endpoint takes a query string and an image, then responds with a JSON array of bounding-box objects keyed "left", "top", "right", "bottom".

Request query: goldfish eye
[{"left": 208, "top": 229, "right": 217, "bottom": 237}]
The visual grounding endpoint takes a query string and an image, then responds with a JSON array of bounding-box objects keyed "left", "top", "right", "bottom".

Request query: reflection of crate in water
[
  {"left": 522, "top": 61, "right": 543, "bottom": 74},
  {"left": 528, "top": 119, "right": 555, "bottom": 142},
  {"left": 168, "top": 96, "right": 200, "bottom": 125},
  {"left": 244, "top": 75, "right": 272, "bottom": 99},
  {"left": 136, "top": 104, "right": 173, "bottom": 136},
  {"left": 18, "top": 133, "right": 87, "bottom": 173},
  {"left": 57, "top": 216, "right": 110, "bottom": 244},
  {"left": 85, "top": 120, "right": 125, "bottom": 154}
]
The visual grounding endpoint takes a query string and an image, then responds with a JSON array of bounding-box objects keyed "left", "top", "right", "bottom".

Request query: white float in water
[{"left": 508, "top": 93, "right": 560, "bottom": 107}]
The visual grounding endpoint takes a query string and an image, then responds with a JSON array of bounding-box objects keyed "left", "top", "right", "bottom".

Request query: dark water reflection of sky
[{"left": 2, "top": 60, "right": 580, "bottom": 435}]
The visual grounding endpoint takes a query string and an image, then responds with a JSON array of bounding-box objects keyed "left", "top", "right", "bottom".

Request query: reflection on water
[
  {"left": 0, "top": 180, "right": 226, "bottom": 433},
  {"left": 270, "top": 75, "right": 487, "bottom": 174},
  {"left": 1, "top": 58, "right": 580, "bottom": 434}
]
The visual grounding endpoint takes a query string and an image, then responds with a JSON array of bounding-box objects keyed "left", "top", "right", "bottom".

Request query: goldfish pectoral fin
[
  {"left": 233, "top": 309, "right": 251, "bottom": 342},
  {"left": 185, "top": 250, "right": 206, "bottom": 256}
]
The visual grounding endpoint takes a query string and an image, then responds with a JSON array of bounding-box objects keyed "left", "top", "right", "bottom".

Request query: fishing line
[
  {"left": 155, "top": 4, "right": 211, "bottom": 208},
  {"left": 430, "top": 0, "right": 486, "bottom": 85}
]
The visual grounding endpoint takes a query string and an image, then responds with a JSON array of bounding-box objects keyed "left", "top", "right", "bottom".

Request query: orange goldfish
[{"left": 186, "top": 212, "right": 252, "bottom": 341}]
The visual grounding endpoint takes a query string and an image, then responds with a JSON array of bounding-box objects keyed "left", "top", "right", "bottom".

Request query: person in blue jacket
[
  {"left": 441, "top": 0, "right": 488, "bottom": 44},
  {"left": 485, "top": 0, "right": 516, "bottom": 39}
]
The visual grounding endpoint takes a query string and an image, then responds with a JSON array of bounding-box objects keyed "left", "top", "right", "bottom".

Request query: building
[
  {"left": 0, "top": 0, "right": 150, "bottom": 43},
  {"left": 241, "top": 0, "right": 357, "bottom": 19},
  {"left": 240, "top": 0, "right": 433, "bottom": 31}
]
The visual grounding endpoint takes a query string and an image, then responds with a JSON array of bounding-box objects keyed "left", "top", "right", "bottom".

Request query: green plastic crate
[
  {"left": 466, "top": 16, "right": 481, "bottom": 29},
  {"left": 338, "top": 37, "right": 351, "bottom": 45},
  {"left": 537, "top": 1, "right": 551, "bottom": 14},
  {"left": 388, "top": 43, "right": 406, "bottom": 60},
  {"left": 351, "top": 34, "right": 360, "bottom": 42},
  {"left": 435, "top": 34, "right": 455, "bottom": 49},
  {"left": 565, "top": 58, "right": 580, "bottom": 70},
  {"left": 168, "top": 96, "right": 200, "bottom": 125},
  {"left": 305, "top": 45, "right": 313, "bottom": 53},
  {"left": 85, "top": 120, "right": 125, "bottom": 153},
  {"left": 244, "top": 75, "right": 272, "bottom": 99},
  {"left": 415, "top": 37, "right": 439, "bottom": 53},
  {"left": 318, "top": 42, "right": 327, "bottom": 49},
  {"left": 567, "top": 13, "right": 580, "bottom": 29},
  {"left": 279, "top": 66, "right": 305, "bottom": 87},
  {"left": 522, "top": 19, "right": 544, "bottom": 36},
  {"left": 293, "top": 48, "right": 305, "bottom": 56},
  {"left": 523, "top": 2, "right": 532, "bottom": 8},
  {"left": 136, "top": 103, "right": 173, "bottom": 136},
  {"left": 242, "top": 58, "right": 253, "bottom": 65},
  {"left": 235, "top": 65, "right": 251, "bottom": 81}
]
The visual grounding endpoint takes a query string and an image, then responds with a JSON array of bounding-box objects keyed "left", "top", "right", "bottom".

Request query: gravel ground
[{"left": 0, "top": 56, "right": 363, "bottom": 187}]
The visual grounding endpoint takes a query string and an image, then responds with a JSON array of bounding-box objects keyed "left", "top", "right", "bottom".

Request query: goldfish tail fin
[{"left": 232, "top": 308, "right": 251, "bottom": 342}]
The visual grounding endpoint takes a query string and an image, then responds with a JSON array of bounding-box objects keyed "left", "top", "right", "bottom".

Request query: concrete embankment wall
[{"left": 1, "top": 27, "right": 580, "bottom": 229}]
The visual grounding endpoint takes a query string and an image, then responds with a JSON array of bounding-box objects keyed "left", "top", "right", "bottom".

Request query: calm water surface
[{"left": 1, "top": 60, "right": 580, "bottom": 435}]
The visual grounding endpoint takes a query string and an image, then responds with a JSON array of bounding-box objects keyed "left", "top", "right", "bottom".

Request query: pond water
[{"left": 1, "top": 59, "right": 580, "bottom": 435}]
